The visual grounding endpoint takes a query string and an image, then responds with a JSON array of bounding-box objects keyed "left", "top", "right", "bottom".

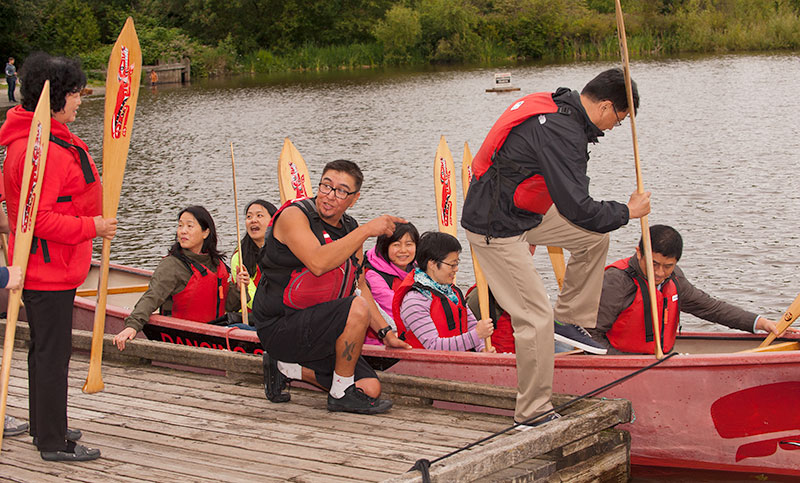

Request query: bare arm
[{"left": 274, "top": 207, "right": 405, "bottom": 276}]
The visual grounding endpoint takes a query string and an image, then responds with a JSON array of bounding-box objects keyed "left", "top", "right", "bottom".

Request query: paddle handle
[
  {"left": 230, "top": 143, "right": 248, "bottom": 326},
  {"left": 759, "top": 292, "right": 800, "bottom": 348},
  {"left": 546, "top": 246, "right": 566, "bottom": 291},
  {"left": 83, "top": 239, "right": 111, "bottom": 393},
  {"left": 615, "top": 0, "right": 662, "bottom": 359},
  {"left": 471, "top": 252, "right": 493, "bottom": 352}
]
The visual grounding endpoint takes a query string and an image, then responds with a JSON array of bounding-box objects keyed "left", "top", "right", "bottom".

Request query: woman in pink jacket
[{"left": 363, "top": 222, "right": 418, "bottom": 344}]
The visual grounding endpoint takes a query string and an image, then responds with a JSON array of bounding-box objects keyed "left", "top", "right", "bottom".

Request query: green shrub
[{"left": 373, "top": 5, "right": 422, "bottom": 62}]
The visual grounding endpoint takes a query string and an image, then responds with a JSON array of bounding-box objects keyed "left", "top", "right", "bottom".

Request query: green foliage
[
  {"left": 4, "top": 0, "right": 800, "bottom": 76},
  {"left": 373, "top": 5, "right": 422, "bottom": 62},
  {"left": 40, "top": 0, "right": 101, "bottom": 57},
  {"left": 417, "top": 0, "right": 482, "bottom": 62}
]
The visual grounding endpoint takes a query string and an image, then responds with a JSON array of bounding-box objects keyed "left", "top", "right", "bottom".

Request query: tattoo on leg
[{"left": 342, "top": 341, "right": 355, "bottom": 361}]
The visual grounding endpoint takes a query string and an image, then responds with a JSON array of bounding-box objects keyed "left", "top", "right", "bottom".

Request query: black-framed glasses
[
  {"left": 319, "top": 182, "right": 358, "bottom": 200},
  {"left": 439, "top": 259, "right": 460, "bottom": 269},
  {"left": 612, "top": 104, "right": 624, "bottom": 127}
]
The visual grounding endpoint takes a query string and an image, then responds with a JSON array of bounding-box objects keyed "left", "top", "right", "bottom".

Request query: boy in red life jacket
[
  {"left": 252, "top": 160, "right": 411, "bottom": 414},
  {"left": 589, "top": 225, "right": 797, "bottom": 354}
]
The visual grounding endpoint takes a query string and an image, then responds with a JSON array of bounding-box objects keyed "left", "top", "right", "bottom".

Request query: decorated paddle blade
[
  {"left": 278, "top": 137, "right": 312, "bottom": 204},
  {"left": 84, "top": 17, "right": 142, "bottom": 394},
  {"left": 434, "top": 135, "right": 457, "bottom": 237},
  {"left": 0, "top": 81, "right": 51, "bottom": 450}
]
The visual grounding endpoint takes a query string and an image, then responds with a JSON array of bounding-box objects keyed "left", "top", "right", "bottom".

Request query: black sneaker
[
  {"left": 263, "top": 352, "right": 290, "bottom": 403},
  {"left": 327, "top": 385, "right": 393, "bottom": 415},
  {"left": 41, "top": 442, "right": 100, "bottom": 462},
  {"left": 554, "top": 320, "right": 607, "bottom": 355}
]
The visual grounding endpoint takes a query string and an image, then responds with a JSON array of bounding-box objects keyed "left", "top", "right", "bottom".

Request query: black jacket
[{"left": 462, "top": 88, "right": 630, "bottom": 238}]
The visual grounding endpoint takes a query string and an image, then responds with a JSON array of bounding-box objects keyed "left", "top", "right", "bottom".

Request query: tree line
[{"left": 2, "top": 0, "right": 800, "bottom": 77}]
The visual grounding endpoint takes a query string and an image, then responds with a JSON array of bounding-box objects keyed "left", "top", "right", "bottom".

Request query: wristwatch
[{"left": 377, "top": 326, "right": 392, "bottom": 341}]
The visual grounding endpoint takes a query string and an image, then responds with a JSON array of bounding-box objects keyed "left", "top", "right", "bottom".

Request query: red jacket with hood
[{"left": 0, "top": 105, "right": 101, "bottom": 290}]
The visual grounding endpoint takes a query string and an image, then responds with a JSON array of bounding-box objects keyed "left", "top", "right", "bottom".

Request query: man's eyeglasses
[
  {"left": 439, "top": 259, "right": 460, "bottom": 269},
  {"left": 612, "top": 104, "right": 624, "bottom": 127},
  {"left": 319, "top": 182, "right": 358, "bottom": 200}
]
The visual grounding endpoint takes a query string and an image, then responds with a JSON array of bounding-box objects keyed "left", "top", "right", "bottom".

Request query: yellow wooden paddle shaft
[
  {"left": 83, "top": 241, "right": 111, "bottom": 393},
  {"left": 759, "top": 292, "right": 800, "bottom": 348},
  {"left": 615, "top": 0, "right": 662, "bottom": 359},
  {"left": 230, "top": 143, "right": 249, "bottom": 326},
  {"left": 461, "top": 141, "right": 493, "bottom": 352}
]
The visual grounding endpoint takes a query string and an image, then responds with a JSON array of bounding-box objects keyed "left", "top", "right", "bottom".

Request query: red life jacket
[
  {"left": 170, "top": 255, "right": 231, "bottom": 323},
  {"left": 605, "top": 257, "right": 680, "bottom": 354},
  {"left": 392, "top": 271, "right": 469, "bottom": 349},
  {"left": 471, "top": 92, "right": 560, "bottom": 215},
  {"left": 272, "top": 198, "right": 359, "bottom": 310}
]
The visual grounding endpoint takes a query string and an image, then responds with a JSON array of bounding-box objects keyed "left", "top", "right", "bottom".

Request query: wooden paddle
[
  {"left": 84, "top": 17, "right": 142, "bottom": 394},
  {"left": 434, "top": 136, "right": 458, "bottom": 238},
  {"left": 229, "top": 143, "right": 248, "bottom": 325},
  {"left": 614, "top": 1, "right": 662, "bottom": 359},
  {"left": 0, "top": 81, "right": 51, "bottom": 450},
  {"left": 278, "top": 137, "right": 312, "bottom": 204},
  {"left": 0, "top": 233, "right": 8, "bottom": 266},
  {"left": 758, "top": 292, "right": 800, "bottom": 349},
  {"left": 461, "top": 142, "right": 492, "bottom": 352}
]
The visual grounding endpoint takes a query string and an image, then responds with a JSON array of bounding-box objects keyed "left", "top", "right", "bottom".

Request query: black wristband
[{"left": 377, "top": 326, "right": 391, "bottom": 340}]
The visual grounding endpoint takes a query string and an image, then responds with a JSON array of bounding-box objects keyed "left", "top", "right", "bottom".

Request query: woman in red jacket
[{"left": 0, "top": 53, "right": 117, "bottom": 462}]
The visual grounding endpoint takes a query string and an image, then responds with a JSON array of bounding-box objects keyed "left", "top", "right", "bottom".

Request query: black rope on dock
[{"left": 409, "top": 351, "right": 679, "bottom": 482}]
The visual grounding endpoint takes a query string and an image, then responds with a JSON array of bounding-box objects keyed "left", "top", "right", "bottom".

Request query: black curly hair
[{"left": 19, "top": 52, "right": 86, "bottom": 113}]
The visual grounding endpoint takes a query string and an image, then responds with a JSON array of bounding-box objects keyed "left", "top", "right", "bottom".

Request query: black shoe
[
  {"left": 33, "top": 428, "right": 82, "bottom": 446},
  {"left": 327, "top": 384, "right": 393, "bottom": 415},
  {"left": 263, "top": 352, "right": 290, "bottom": 403},
  {"left": 514, "top": 412, "right": 562, "bottom": 431},
  {"left": 41, "top": 442, "right": 100, "bottom": 462}
]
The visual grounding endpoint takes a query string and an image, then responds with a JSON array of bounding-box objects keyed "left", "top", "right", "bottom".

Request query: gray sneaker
[
  {"left": 554, "top": 320, "right": 607, "bottom": 355},
  {"left": 4, "top": 415, "right": 29, "bottom": 436}
]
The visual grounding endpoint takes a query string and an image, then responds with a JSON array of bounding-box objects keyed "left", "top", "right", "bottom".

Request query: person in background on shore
[
  {"left": 393, "top": 231, "right": 494, "bottom": 352},
  {"left": 253, "top": 159, "right": 410, "bottom": 413},
  {"left": 462, "top": 68, "right": 651, "bottom": 427},
  {"left": 0, "top": 52, "right": 117, "bottom": 461},
  {"left": 112, "top": 205, "right": 249, "bottom": 349},
  {"left": 5, "top": 57, "right": 17, "bottom": 103},
  {"left": 229, "top": 199, "right": 277, "bottom": 329},
  {"left": 589, "top": 224, "right": 799, "bottom": 354},
  {"left": 363, "top": 222, "right": 419, "bottom": 344}
]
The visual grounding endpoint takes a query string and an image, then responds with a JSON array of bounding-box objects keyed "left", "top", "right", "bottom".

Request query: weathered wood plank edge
[{"left": 382, "top": 398, "right": 630, "bottom": 482}]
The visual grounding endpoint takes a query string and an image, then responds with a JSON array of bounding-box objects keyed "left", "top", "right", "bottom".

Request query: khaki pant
[{"left": 466, "top": 205, "right": 609, "bottom": 421}]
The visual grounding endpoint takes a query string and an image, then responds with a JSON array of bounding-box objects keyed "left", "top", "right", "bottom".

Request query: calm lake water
[{"left": 3, "top": 53, "right": 800, "bottom": 333}]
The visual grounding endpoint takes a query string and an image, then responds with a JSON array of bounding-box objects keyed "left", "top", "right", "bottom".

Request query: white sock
[
  {"left": 277, "top": 361, "right": 302, "bottom": 380},
  {"left": 329, "top": 372, "right": 354, "bottom": 399}
]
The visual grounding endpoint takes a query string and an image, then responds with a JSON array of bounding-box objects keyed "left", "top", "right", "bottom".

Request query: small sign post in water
[{"left": 486, "top": 72, "right": 520, "bottom": 93}]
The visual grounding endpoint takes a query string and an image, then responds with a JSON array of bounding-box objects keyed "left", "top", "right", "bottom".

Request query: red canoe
[{"left": 55, "top": 262, "right": 798, "bottom": 476}]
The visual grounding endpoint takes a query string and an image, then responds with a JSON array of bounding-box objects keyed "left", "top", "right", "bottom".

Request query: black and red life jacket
[
  {"left": 605, "top": 257, "right": 680, "bottom": 354},
  {"left": 391, "top": 271, "right": 469, "bottom": 349},
  {"left": 258, "top": 197, "right": 360, "bottom": 313},
  {"left": 169, "top": 253, "right": 230, "bottom": 323}
]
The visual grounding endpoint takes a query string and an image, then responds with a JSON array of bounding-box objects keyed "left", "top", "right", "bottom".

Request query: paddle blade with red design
[
  {"left": 434, "top": 136, "right": 457, "bottom": 237},
  {"left": 278, "top": 137, "right": 312, "bottom": 204},
  {"left": 0, "top": 81, "right": 51, "bottom": 449},
  {"left": 84, "top": 17, "right": 142, "bottom": 394}
]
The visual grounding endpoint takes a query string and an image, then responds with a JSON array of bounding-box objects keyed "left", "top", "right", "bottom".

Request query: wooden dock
[{"left": 1, "top": 322, "right": 632, "bottom": 482}]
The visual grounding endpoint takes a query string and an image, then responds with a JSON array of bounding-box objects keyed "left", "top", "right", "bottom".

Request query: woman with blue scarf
[{"left": 392, "top": 231, "right": 494, "bottom": 351}]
